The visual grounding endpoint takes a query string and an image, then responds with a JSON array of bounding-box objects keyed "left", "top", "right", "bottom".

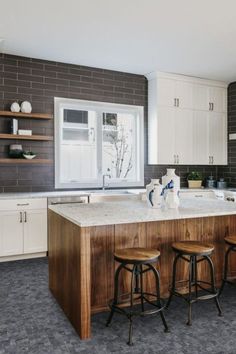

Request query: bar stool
[
  {"left": 166, "top": 241, "right": 222, "bottom": 325},
  {"left": 220, "top": 235, "right": 236, "bottom": 295},
  {"left": 106, "top": 247, "right": 169, "bottom": 345}
]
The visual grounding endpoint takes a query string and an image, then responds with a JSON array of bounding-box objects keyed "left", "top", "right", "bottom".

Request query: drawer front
[
  {"left": 0, "top": 198, "right": 47, "bottom": 211},
  {"left": 180, "top": 191, "right": 215, "bottom": 199}
]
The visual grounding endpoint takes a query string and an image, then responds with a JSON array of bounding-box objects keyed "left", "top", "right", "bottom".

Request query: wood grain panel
[
  {"left": 90, "top": 225, "right": 115, "bottom": 313},
  {"left": 48, "top": 210, "right": 91, "bottom": 339}
]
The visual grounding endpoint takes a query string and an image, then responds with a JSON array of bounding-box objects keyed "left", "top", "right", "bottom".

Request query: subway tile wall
[
  {"left": 0, "top": 53, "right": 218, "bottom": 192},
  {"left": 218, "top": 82, "right": 236, "bottom": 187}
]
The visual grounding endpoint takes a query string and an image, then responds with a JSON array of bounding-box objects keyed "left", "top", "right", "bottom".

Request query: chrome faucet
[{"left": 102, "top": 174, "right": 111, "bottom": 190}]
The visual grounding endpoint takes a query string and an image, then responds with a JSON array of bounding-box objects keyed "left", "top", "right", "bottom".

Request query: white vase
[
  {"left": 162, "top": 169, "right": 180, "bottom": 194},
  {"left": 10, "top": 102, "right": 20, "bottom": 113},
  {"left": 165, "top": 189, "right": 180, "bottom": 209},
  {"left": 146, "top": 179, "right": 163, "bottom": 209}
]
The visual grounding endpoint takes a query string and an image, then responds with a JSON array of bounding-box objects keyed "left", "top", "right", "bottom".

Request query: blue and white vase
[
  {"left": 146, "top": 179, "right": 164, "bottom": 209},
  {"left": 162, "top": 169, "right": 180, "bottom": 208}
]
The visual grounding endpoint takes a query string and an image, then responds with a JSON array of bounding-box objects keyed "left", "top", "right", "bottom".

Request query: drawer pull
[
  {"left": 17, "top": 203, "right": 29, "bottom": 206},
  {"left": 195, "top": 195, "right": 203, "bottom": 198},
  {"left": 20, "top": 212, "right": 23, "bottom": 223},
  {"left": 24, "top": 211, "right": 27, "bottom": 223}
]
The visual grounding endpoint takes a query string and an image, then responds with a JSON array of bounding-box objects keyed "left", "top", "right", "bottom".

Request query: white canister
[
  {"left": 162, "top": 169, "right": 180, "bottom": 194},
  {"left": 146, "top": 179, "right": 164, "bottom": 209}
]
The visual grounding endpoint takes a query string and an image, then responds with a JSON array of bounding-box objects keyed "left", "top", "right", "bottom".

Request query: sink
[{"left": 89, "top": 190, "right": 132, "bottom": 195}]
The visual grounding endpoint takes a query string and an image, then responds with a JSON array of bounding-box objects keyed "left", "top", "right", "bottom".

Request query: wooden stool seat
[
  {"left": 224, "top": 235, "right": 236, "bottom": 246},
  {"left": 172, "top": 241, "right": 214, "bottom": 255},
  {"left": 114, "top": 247, "right": 160, "bottom": 263}
]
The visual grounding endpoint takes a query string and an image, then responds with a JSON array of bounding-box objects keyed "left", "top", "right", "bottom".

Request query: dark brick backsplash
[
  {"left": 0, "top": 53, "right": 222, "bottom": 192},
  {"left": 218, "top": 82, "right": 236, "bottom": 187}
]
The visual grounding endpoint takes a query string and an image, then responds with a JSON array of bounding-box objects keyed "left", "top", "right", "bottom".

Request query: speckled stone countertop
[{"left": 48, "top": 198, "right": 236, "bottom": 227}]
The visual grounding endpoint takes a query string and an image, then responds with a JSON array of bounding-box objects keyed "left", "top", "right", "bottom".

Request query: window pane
[
  {"left": 60, "top": 110, "right": 98, "bottom": 183},
  {"left": 102, "top": 112, "right": 136, "bottom": 180}
]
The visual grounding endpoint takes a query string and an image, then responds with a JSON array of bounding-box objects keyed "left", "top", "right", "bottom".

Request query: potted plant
[{"left": 187, "top": 171, "right": 202, "bottom": 189}]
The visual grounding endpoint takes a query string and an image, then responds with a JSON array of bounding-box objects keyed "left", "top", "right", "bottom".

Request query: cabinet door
[
  {"left": 193, "top": 111, "right": 209, "bottom": 165},
  {"left": 208, "top": 113, "right": 227, "bottom": 165},
  {"left": 23, "top": 209, "right": 47, "bottom": 254},
  {"left": 157, "top": 107, "right": 176, "bottom": 164},
  {"left": 157, "top": 78, "right": 176, "bottom": 107},
  {"left": 209, "top": 87, "right": 227, "bottom": 113},
  {"left": 175, "top": 109, "right": 194, "bottom": 164},
  {"left": 0, "top": 211, "right": 23, "bottom": 256},
  {"left": 193, "top": 84, "right": 209, "bottom": 111},
  {"left": 176, "top": 81, "right": 193, "bottom": 109}
]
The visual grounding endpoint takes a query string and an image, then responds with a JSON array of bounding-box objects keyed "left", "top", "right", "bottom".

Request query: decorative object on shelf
[
  {"left": 162, "top": 169, "right": 180, "bottom": 193},
  {"left": 18, "top": 129, "right": 32, "bottom": 136},
  {"left": 23, "top": 151, "right": 36, "bottom": 160},
  {"left": 187, "top": 171, "right": 202, "bottom": 189},
  {"left": 146, "top": 179, "right": 164, "bottom": 209},
  {"left": 217, "top": 178, "right": 227, "bottom": 189},
  {"left": 206, "top": 175, "right": 216, "bottom": 189},
  {"left": 8, "top": 144, "right": 23, "bottom": 158},
  {"left": 20, "top": 101, "right": 32, "bottom": 113},
  {"left": 11, "top": 118, "right": 18, "bottom": 134},
  {"left": 10, "top": 102, "right": 20, "bottom": 113}
]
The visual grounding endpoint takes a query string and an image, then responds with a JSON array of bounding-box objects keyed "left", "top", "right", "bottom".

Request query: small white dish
[{"left": 23, "top": 154, "right": 36, "bottom": 160}]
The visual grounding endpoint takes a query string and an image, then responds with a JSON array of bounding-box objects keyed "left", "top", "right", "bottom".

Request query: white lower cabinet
[
  {"left": 23, "top": 209, "right": 47, "bottom": 254},
  {"left": 0, "top": 198, "right": 47, "bottom": 259},
  {"left": 0, "top": 211, "right": 24, "bottom": 256}
]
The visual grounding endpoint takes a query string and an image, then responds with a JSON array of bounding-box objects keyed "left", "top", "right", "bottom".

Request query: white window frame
[{"left": 54, "top": 97, "right": 144, "bottom": 189}]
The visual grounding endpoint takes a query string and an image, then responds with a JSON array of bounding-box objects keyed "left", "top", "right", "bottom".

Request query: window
[{"left": 55, "top": 97, "right": 144, "bottom": 189}]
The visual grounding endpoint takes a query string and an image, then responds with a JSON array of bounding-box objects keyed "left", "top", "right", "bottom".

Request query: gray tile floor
[{"left": 0, "top": 258, "right": 235, "bottom": 354}]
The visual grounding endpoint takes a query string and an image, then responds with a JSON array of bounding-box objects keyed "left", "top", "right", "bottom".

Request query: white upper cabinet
[
  {"left": 157, "top": 78, "right": 176, "bottom": 108},
  {"left": 193, "top": 111, "right": 209, "bottom": 165},
  {"left": 208, "top": 86, "right": 227, "bottom": 113},
  {"left": 147, "top": 72, "right": 228, "bottom": 165},
  {"left": 208, "top": 112, "right": 227, "bottom": 165},
  {"left": 175, "top": 109, "right": 194, "bottom": 164},
  {"left": 156, "top": 107, "right": 176, "bottom": 164},
  {"left": 157, "top": 77, "right": 193, "bottom": 109}
]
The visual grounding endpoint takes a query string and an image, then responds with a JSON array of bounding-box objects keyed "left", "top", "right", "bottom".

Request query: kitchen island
[{"left": 48, "top": 198, "right": 236, "bottom": 339}]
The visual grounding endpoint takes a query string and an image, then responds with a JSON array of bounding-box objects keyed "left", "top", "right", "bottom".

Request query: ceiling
[{"left": 1, "top": 0, "right": 236, "bottom": 82}]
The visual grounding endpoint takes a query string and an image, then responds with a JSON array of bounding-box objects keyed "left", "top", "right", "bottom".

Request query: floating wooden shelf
[
  {"left": 0, "top": 158, "right": 53, "bottom": 164},
  {"left": 0, "top": 111, "right": 53, "bottom": 120},
  {"left": 0, "top": 134, "right": 53, "bottom": 141}
]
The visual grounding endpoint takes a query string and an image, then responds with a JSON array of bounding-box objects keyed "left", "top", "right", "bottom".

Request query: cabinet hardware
[
  {"left": 177, "top": 98, "right": 180, "bottom": 107},
  {"left": 212, "top": 102, "right": 214, "bottom": 111},
  {"left": 212, "top": 156, "right": 214, "bottom": 164},
  {"left": 209, "top": 102, "right": 211, "bottom": 111},
  {"left": 177, "top": 155, "right": 179, "bottom": 164},
  {"left": 24, "top": 211, "right": 27, "bottom": 223},
  {"left": 17, "top": 203, "right": 29, "bottom": 206},
  {"left": 20, "top": 212, "right": 23, "bottom": 223},
  {"left": 174, "top": 98, "right": 176, "bottom": 107},
  {"left": 174, "top": 155, "right": 176, "bottom": 164}
]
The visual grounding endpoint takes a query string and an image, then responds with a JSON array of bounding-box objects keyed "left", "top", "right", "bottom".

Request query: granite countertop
[
  {"left": 48, "top": 198, "right": 236, "bottom": 227},
  {"left": 0, "top": 188, "right": 226, "bottom": 200}
]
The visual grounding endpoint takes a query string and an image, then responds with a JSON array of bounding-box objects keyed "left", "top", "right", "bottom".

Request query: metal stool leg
[
  {"left": 106, "top": 263, "right": 124, "bottom": 327},
  {"left": 187, "top": 256, "right": 193, "bottom": 326},
  {"left": 140, "top": 264, "right": 145, "bottom": 312},
  {"left": 127, "top": 265, "right": 135, "bottom": 346},
  {"left": 204, "top": 255, "right": 222, "bottom": 317},
  {"left": 148, "top": 263, "right": 169, "bottom": 333},
  {"left": 219, "top": 246, "right": 232, "bottom": 296},
  {"left": 166, "top": 254, "right": 181, "bottom": 309}
]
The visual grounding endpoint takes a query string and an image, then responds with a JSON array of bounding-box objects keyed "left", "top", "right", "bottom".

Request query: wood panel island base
[{"left": 48, "top": 200, "right": 236, "bottom": 339}]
